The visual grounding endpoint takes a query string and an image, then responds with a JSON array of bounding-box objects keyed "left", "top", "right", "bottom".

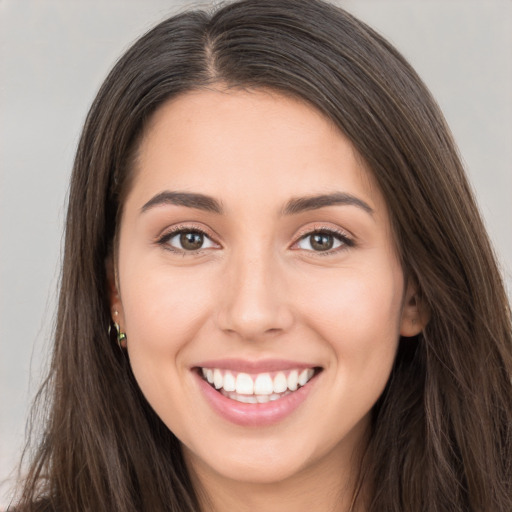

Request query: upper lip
[{"left": 194, "top": 358, "right": 320, "bottom": 373}]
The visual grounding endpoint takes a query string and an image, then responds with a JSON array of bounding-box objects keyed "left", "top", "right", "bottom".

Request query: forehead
[{"left": 129, "top": 88, "right": 382, "bottom": 212}]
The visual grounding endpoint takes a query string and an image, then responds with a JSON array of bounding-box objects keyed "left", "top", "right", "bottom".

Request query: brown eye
[
  {"left": 295, "top": 230, "right": 351, "bottom": 253},
  {"left": 180, "top": 232, "right": 204, "bottom": 250},
  {"left": 310, "top": 233, "right": 334, "bottom": 251},
  {"left": 162, "top": 229, "right": 217, "bottom": 252}
]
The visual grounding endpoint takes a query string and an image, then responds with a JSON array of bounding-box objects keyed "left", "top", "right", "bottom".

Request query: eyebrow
[
  {"left": 141, "top": 191, "right": 224, "bottom": 214},
  {"left": 282, "top": 192, "right": 374, "bottom": 216},
  {"left": 140, "top": 190, "right": 373, "bottom": 217}
]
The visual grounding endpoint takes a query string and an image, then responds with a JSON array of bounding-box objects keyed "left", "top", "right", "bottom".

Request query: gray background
[{"left": 1, "top": 0, "right": 511, "bottom": 507}]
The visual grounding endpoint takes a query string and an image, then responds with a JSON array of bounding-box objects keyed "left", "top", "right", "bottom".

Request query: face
[{"left": 111, "top": 89, "right": 421, "bottom": 489}]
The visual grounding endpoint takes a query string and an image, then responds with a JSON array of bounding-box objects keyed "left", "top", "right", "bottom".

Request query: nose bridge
[{"left": 217, "top": 242, "right": 293, "bottom": 339}]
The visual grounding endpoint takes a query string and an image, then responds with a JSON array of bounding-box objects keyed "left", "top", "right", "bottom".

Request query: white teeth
[
  {"left": 273, "top": 372, "right": 288, "bottom": 393},
  {"left": 235, "top": 372, "right": 254, "bottom": 395},
  {"left": 254, "top": 373, "right": 273, "bottom": 395},
  {"left": 236, "top": 394, "right": 258, "bottom": 404},
  {"left": 298, "top": 369, "right": 311, "bottom": 386},
  {"left": 201, "top": 367, "right": 317, "bottom": 398},
  {"left": 223, "top": 372, "right": 236, "bottom": 392},
  {"left": 287, "top": 370, "right": 299, "bottom": 391},
  {"left": 221, "top": 390, "right": 290, "bottom": 404},
  {"left": 213, "top": 369, "right": 223, "bottom": 389}
]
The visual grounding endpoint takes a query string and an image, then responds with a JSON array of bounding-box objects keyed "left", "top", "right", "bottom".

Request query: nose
[{"left": 216, "top": 250, "right": 294, "bottom": 341}]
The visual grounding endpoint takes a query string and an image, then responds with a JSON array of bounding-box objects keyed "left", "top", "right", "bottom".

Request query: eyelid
[
  {"left": 155, "top": 222, "right": 354, "bottom": 255},
  {"left": 155, "top": 223, "right": 222, "bottom": 252},
  {"left": 291, "top": 223, "right": 355, "bottom": 252}
]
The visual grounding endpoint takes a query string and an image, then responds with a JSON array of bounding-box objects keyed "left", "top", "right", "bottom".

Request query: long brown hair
[{"left": 15, "top": 1, "right": 512, "bottom": 510}]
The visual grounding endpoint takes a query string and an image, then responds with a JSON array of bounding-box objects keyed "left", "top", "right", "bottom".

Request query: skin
[{"left": 110, "top": 88, "right": 423, "bottom": 512}]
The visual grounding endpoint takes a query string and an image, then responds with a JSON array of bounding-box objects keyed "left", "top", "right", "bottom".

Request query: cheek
[
  {"left": 119, "top": 259, "right": 217, "bottom": 374},
  {"left": 119, "top": 263, "right": 220, "bottom": 426},
  {"left": 304, "top": 265, "right": 403, "bottom": 422},
  {"left": 305, "top": 267, "right": 402, "bottom": 324},
  {"left": 298, "top": 262, "right": 404, "bottom": 367},
  {"left": 122, "top": 257, "right": 211, "bottom": 328}
]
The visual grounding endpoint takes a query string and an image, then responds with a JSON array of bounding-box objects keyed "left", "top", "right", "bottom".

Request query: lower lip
[{"left": 194, "top": 371, "right": 316, "bottom": 427}]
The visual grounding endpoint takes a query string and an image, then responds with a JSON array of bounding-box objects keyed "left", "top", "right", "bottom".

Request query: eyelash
[
  {"left": 293, "top": 226, "right": 354, "bottom": 255},
  {"left": 156, "top": 225, "right": 354, "bottom": 255},
  {"left": 156, "top": 225, "right": 218, "bottom": 255}
]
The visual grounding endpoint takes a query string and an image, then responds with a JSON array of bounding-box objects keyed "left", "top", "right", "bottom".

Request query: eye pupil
[
  {"left": 310, "top": 233, "right": 334, "bottom": 251},
  {"left": 180, "top": 232, "right": 204, "bottom": 250}
]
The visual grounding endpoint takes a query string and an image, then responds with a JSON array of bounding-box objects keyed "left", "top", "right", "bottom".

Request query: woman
[{"left": 13, "top": 0, "right": 512, "bottom": 510}]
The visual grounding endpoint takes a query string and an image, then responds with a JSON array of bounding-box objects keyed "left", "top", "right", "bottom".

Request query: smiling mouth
[{"left": 198, "top": 367, "right": 321, "bottom": 404}]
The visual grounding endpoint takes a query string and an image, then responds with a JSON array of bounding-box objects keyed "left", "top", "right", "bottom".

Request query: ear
[
  {"left": 106, "top": 255, "right": 126, "bottom": 333},
  {"left": 399, "top": 280, "right": 429, "bottom": 337}
]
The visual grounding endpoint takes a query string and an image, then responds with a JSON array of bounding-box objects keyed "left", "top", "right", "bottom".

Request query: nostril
[{"left": 216, "top": 305, "right": 295, "bottom": 341}]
